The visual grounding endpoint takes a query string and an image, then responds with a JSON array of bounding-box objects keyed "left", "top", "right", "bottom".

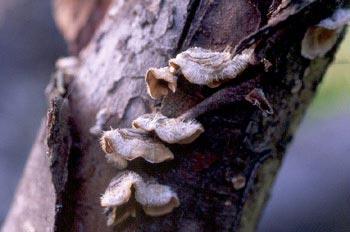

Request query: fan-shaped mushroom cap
[
  {"left": 101, "top": 171, "right": 180, "bottom": 225},
  {"left": 145, "top": 67, "right": 178, "bottom": 99},
  {"left": 101, "top": 128, "right": 174, "bottom": 164},
  {"left": 169, "top": 47, "right": 250, "bottom": 88},
  {"left": 131, "top": 113, "right": 161, "bottom": 131},
  {"left": 301, "top": 9, "right": 350, "bottom": 59},
  {"left": 132, "top": 113, "right": 204, "bottom": 144},
  {"left": 134, "top": 182, "right": 180, "bottom": 216},
  {"left": 101, "top": 171, "right": 142, "bottom": 207}
]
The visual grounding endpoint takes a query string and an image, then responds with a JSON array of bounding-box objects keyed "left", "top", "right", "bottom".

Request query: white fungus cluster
[
  {"left": 146, "top": 47, "right": 251, "bottom": 99},
  {"left": 99, "top": 46, "right": 272, "bottom": 226},
  {"left": 101, "top": 171, "right": 179, "bottom": 226},
  {"left": 57, "top": 7, "right": 347, "bottom": 227}
]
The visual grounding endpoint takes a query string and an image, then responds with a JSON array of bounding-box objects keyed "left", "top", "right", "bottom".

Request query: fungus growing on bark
[
  {"left": 101, "top": 171, "right": 180, "bottom": 226},
  {"left": 101, "top": 171, "right": 142, "bottom": 207},
  {"left": 301, "top": 8, "right": 350, "bottom": 59},
  {"left": 145, "top": 67, "right": 178, "bottom": 99},
  {"left": 132, "top": 113, "right": 204, "bottom": 144},
  {"left": 245, "top": 88, "right": 274, "bottom": 115},
  {"left": 100, "top": 128, "right": 174, "bottom": 168},
  {"left": 168, "top": 47, "right": 250, "bottom": 87},
  {"left": 101, "top": 171, "right": 140, "bottom": 226},
  {"left": 135, "top": 181, "right": 180, "bottom": 216}
]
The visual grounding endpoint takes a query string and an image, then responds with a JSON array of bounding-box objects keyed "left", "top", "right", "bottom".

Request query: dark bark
[{"left": 2, "top": 0, "right": 348, "bottom": 231}]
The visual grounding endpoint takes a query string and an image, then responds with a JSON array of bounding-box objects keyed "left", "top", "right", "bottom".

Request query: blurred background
[
  {"left": 0, "top": 0, "right": 66, "bottom": 226},
  {"left": 0, "top": 0, "right": 349, "bottom": 231}
]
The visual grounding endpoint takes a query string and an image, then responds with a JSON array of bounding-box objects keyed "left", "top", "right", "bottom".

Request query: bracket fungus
[
  {"left": 145, "top": 67, "right": 178, "bottom": 99},
  {"left": 98, "top": 39, "right": 272, "bottom": 227},
  {"left": 100, "top": 128, "right": 174, "bottom": 169},
  {"left": 101, "top": 171, "right": 140, "bottom": 226},
  {"left": 132, "top": 113, "right": 204, "bottom": 144},
  {"left": 168, "top": 47, "right": 250, "bottom": 88},
  {"left": 135, "top": 181, "right": 180, "bottom": 216},
  {"left": 101, "top": 171, "right": 180, "bottom": 226},
  {"left": 301, "top": 8, "right": 350, "bottom": 59},
  {"left": 245, "top": 88, "right": 274, "bottom": 115},
  {"left": 101, "top": 171, "right": 142, "bottom": 207}
]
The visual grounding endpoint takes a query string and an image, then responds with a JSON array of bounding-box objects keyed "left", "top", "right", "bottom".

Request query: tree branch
[{"left": 2, "top": 0, "right": 348, "bottom": 231}]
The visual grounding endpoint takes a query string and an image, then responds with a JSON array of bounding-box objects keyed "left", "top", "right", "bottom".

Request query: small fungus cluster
[
  {"left": 99, "top": 47, "right": 274, "bottom": 226},
  {"left": 146, "top": 47, "right": 251, "bottom": 98},
  {"left": 101, "top": 171, "right": 179, "bottom": 226},
  {"left": 96, "top": 8, "right": 350, "bottom": 227}
]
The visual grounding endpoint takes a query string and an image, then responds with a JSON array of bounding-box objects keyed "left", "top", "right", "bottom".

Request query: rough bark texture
[{"left": 2, "top": 0, "right": 348, "bottom": 232}]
